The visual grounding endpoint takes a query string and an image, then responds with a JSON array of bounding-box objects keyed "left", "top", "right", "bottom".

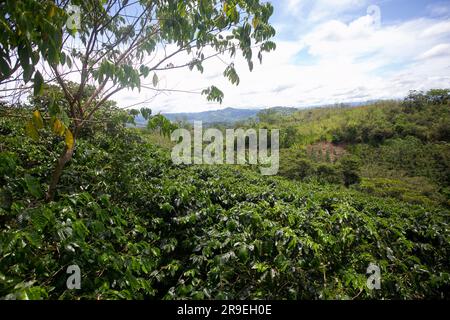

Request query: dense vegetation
[
  {"left": 2, "top": 0, "right": 448, "bottom": 302},
  {"left": 1, "top": 90, "right": 449, "bottom": 299},
  {"left": 249, "top": 90, "right": 450, "bottom": 208}
]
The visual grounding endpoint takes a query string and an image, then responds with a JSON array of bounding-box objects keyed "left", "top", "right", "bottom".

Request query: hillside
[
  {"left": 1, "top": 92, "right": 450, "bottom": 299},
  {"left": 246, "top": 90, "right": 450, "bottom": 208},
  {"left": 2, "top": 0, "right": 450, "bottom": 305}
]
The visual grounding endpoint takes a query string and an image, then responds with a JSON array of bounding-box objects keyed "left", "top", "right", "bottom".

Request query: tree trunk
[{"left": 45, "top": 143, "right": 75, "bottom": 202}]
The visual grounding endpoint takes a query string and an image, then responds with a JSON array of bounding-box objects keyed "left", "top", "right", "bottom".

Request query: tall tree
[{"left": 1, "top": 0, "right": 276, "bottom": 201}]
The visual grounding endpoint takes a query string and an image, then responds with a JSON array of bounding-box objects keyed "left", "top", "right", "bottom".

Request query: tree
[
  {"left": 0, "top": 0, "right": 66, "bottom": 84},
  {"left": 1, "top": 0, "right": 276, "bottom": 201},
  {"left": 339, "top": 156, "right": 361, "bottom": 187},
  {"left": 426, "top": 89, "right": 450, "bottom": 105},
  {"left": 280, "top": 125, "right": 298, "bottom": 148},
  {"left": 257, "top": 108, "right": 278, "bottom": 124},
  {"left": 147, "top": 113, "right": 177, "bottom": 137}
]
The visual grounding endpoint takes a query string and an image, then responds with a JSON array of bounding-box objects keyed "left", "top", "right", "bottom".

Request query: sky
[{"left": 114, "top": 0, "right": 450, "bottom": 113}]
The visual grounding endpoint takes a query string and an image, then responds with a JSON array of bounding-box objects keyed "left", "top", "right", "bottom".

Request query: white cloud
[
  {"left": 109, "top": 9, "right": 450, "bottom": 113},
  {"left": 2, "top": 3, "right": 449, "bottom": 114},
  {"left": 307, "top": 0, "right": 367, "bottom": 22},
  {"left": 282, "top": 0, "right": 367, "bottom": 23},
  {"left": 418, "top": 43, "right": 450, "bottom": 60},
  {"left": 427, "top": 2, "right": 450, "bottom": 17},
  {"left": 419, "top": 20, "right": 450, "bottom": 38}
]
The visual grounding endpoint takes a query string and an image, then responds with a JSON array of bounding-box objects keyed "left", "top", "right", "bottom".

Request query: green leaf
[
  {"left": 60, "top": 52, "right": 66, "bottom": 65},
  {"left": 202, "top": 86, "right": 224, "bottom": 103},
  {"left": 33, "top": 71, "right": 44, "bottom": 96},
  {"left": 31, "top": 51, "right": 40, "bottom": 65},
  {"left": 23, "top": 66, "right": 34, "bottom": 83},
  {"left": 140, "top": 108, "right": 152, "bottom": 120},
  {"left": 24, "top": 174, "right": 43, "bottom": 198},
  {"left": 48, "top": 96, "right": 60, "bottom": 116},
  {"left": 18, "top": 45, "right": 30, "bottom": 74},
  {"left": 238, "top": 247, "right": 249, "bottom": 262},
  {"left": 59, "top": 111, "right": 70, "bottom": 126},
  {"left": 140, "top": 65, "right": 150, "bottom": 77},
  {"left": 66, "top": 56, "right": 72, "bottom": 69},
  {"left": 152, "top": 73, "right": 158, "bottom": 87},
  {"left": 31, "top": 210, "right": 48, "bottom": 230},
  {"left": 223, "top": 64, "right": 240, "bottom": 85},
  {"left": 0, "top": 57, "right": 10, "bottom": 76}
]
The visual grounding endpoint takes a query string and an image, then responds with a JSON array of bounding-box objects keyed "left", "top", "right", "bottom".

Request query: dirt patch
[{"left": 306, "top": 142, "right": 347, "bottom": 163}]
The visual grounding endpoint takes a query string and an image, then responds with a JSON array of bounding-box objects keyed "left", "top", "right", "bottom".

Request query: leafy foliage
[
  {"left": 249, "top": 92, "right": 449, "bottom": 207},
  {"left": 2, "top": 0, "right": 277, "bottom": 201},
  {"left": 1, "top": 105, "right": 449, "bottom": 300},
  {"left": 0, "top": 0, "right": 66, "bottom": 84}
]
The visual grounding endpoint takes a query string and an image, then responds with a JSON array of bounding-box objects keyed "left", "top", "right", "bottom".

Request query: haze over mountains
[
  {"left": 164, "top": 107, "right": 262, "bottom": 123},
  {"left": 133, "top": 106, "right": 298, "bottom": 126},
  {"left": 133, "top": 101, "right": 379, "bottom": 126}
]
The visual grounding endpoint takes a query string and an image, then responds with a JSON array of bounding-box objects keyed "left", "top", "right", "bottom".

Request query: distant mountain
[
  {"left": 162, "top": 107, "right": 260, "bottom": 124},
  {"left": 133, "top": 107, "right": 297, "bottom": 126},
  {"left": 164, "top": 106, "right": 303, "bottom": 124},
  {"left": 133, "top": 101, "right": 380, "bottom": 127}
]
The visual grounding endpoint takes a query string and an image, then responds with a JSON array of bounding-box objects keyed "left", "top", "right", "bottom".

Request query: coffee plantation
[{"left": 1, "top": 106, "right": 449, "bottom": 299}]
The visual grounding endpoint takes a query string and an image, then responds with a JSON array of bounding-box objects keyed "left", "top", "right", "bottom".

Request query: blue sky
[
  {"left": 114, "top": 0, "right": 450, "bottom": 113},
  {"left": 273, "top": 0, "right": 449, "bottom": 28}
]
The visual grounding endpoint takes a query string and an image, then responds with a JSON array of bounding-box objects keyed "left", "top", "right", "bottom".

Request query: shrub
[{"left": 339, "top": 156, "right": 361, "bottom": 187}]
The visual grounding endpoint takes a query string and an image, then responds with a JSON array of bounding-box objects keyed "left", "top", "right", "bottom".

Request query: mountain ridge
[{"left": 133, "top": 100, "right": 381, "bottom": 126}]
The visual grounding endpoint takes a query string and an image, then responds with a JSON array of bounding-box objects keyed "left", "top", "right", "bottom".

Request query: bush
[
  {"left": 339, "top": 156, "right": 361, "bottom": 187},
  {"left": 358, "top": 177, "right": 444, "bottom": 206},
  {"left": 1, "top": 106, "right": 450, "bottom": 300},
  {"left": 316, "top": 163, "right": 341, "bottom": 184}
]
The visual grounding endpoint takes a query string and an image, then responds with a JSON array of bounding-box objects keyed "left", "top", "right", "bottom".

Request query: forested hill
[
  {"left": 249, "top": 89, "right": 450, "bottom": 208},
  {"left": 1, "top": 89, "right": 449, "bottom": 300},
  {"left": 164, "top": 107, "right": 260, "bottom": 123},
  {"left": 133, "top": 107, "right": 299, "bottom": 126}
]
